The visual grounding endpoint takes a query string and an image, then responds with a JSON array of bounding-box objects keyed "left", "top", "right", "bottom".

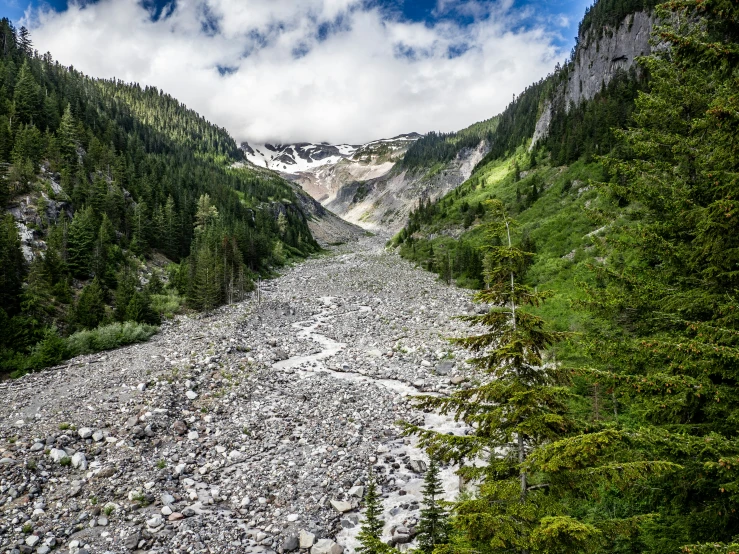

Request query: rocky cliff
[{"left": 531, "top": 10, "right": 656, "bottom": 147}]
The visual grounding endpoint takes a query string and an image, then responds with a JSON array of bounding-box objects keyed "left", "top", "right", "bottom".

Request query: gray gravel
[{"left": 0, "top": 235, "right": 477, "bottom": 554}]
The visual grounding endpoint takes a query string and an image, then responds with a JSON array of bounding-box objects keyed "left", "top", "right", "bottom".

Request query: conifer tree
[
  {"left": 357, "top": 471, "right": 391, "bottom": 554},
  {"left": 67, "top": 206, "right": 97, "bottom": 278},
  {"left": 0, "top": 213, "right": 25, "bottom": 315},
  {"left": 57, "top": 104, "right": 77, "bottom": 166},
  {"left": 405, "top": 201, "right": 679, "bottom": 552},
  {"left": 12, "top": 59, "right": 40, "bottom": 126},
  {"left": 416, "top": 457, "right": 449, "bottom": 554},
  {"left": 585, "top": 0, "right": 739, "bottom": 549},
  {"left": 73, "top": 278, "right": 105, "bottom": 330}
]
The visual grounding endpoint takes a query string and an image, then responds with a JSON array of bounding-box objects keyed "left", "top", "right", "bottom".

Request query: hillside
[{"left": 0, "top": 19, "right": 332, "bottom": 375}]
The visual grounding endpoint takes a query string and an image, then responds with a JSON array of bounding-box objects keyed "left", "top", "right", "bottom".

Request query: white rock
[
  {"left": 161, "top": 506, "right": 173, "bottom": 516},
  {"left": 186, "top": 390, "right": 198, "bottom": 400},
  {"left": 25, "top": 535, "right": 40, "bottom": 547},
  {"left": 299, "top": 530, "right": 315, "bottom": 549},
  {"left": 137, "top": 383, "right": 146, "bottom": 392},
  {"left": 348, "top": 486, "right": 364, "bottom": 498},
  {"left": 287, "top": 513, "right": 300, "bottom": 522},
  {"left": 78, "top": 428, "right": 93, "bottom": 439},
  {"left": 49, "top": 448, "right": 67, "bottom": 463},
  {"left": 329, "top": 500, "right": 352, "bottom": 513},
  {"left": 71, "top": 452, "right": 88, "bottom": 470},
  {"left": 146, "top": 514, "right": 163, "bottom": 528},
  {"left": 187, "top": 431, "right": 199, "bottom": 440},
  {"left": 311, "top": 538, "right": 343, "bottom": 554}
]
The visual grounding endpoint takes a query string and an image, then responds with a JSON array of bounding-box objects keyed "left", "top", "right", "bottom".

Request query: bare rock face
[{"left": 531, "top": 10, "right": 657, "bottom": 148}]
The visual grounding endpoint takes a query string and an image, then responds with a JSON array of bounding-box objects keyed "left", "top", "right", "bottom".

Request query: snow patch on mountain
[{"left": 241, "top": 134, "right": 421, "bottom": 174}]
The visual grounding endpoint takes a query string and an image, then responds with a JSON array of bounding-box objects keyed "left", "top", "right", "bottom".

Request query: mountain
[{"left": 0, "top": 18, "right": 362, "bottom": 375}]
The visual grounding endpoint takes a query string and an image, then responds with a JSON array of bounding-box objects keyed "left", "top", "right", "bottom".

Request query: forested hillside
[
  {"left": 392, "top": 0, "right": 739, "bottom": 551},
  {"left": 0, "top": 20, "right": 318, "bottom": 375}
]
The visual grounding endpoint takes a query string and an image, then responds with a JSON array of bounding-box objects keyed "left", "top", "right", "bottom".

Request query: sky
[{"left": 2, "top": 0, "right": 592, "bottom": 145}]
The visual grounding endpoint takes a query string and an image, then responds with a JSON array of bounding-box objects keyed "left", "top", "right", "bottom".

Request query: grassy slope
[{"left": 395, "top": 150, "right": 614, "bottom": 340}]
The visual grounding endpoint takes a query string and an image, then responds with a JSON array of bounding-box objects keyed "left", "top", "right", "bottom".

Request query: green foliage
[
  {"left": 66, "top": 321, "right": 158, "bottom": 356},
  {"left": 0, "top": 19, "right": 319, "bottom": 374},
  {"left": 72, "top": 278, "right": 106, "bottom": 330},
  {"left": 417, "top": 457, "right": 450, "bottom": 554},
  {"left": 357, "top": 472, "right": 388, "bottom": 554}
]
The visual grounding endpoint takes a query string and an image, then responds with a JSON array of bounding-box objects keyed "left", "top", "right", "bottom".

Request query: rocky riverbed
[{"left": 0, "top": 236, "right": 481, "bottom": 554}]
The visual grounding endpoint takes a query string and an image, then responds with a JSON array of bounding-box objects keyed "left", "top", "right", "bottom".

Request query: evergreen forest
[
  {"left": 387, "top": 0, "right": 739, "bottom": 551},
  {"left": 0, "top": 20, "right": 319, "bottom": 375}
]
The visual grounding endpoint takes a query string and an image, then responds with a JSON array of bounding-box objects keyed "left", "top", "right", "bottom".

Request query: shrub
[
  {"left": 150, "top": 291, "right": 185, "bottom": 319},
  {"left": 66, "top": 322, "right": 158, "bottom": 356}
]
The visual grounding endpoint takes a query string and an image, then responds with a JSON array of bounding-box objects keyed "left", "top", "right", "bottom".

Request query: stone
[
  {"left": 409, "top": 459, "right": 427, "bottom": 473},
  {"left": 137, "top": 383, "right": 146, "bottom": 392},
  {"left": 25, "top": 536, "right": 40, "bottom": 547},
  {"left": 146, "top": 514, "right": 163, "bottom": 529},
  {"left": 161, "top": 506, "right": 173, "bottom": 516},
  {"left": 172, "top": 420, "right": 188, "bottom": 435},
  {"left": 187, "top": 431, "right": 199, "bottom": 440},
  {"left": 311, "top": 538, "right": 343, "bottom": 554},
  {"left": 435, "top": 360, "right": 454, "bottom": 375},
  {"left": 168, "top": 512, "right": 185, "bottom": 521},
  {"left": 97, "top": 516, "right": 108, "bottom": 526},
  {"left": 329, "top": 500, "right": 352, "bottom": 513},
  {"left": 273, "top": 348, "right": 289, "bottom": 361},
  {"left": 78, "top": 427, "right": 93, "bottom": 439},
  {"left": 161, "top": 493, "right": 176, "bottom": 505},
  {"left": 299, "top": 530, "right": 315, "bottom": 549},
  {"left": 92, "top": 430, "right": 105, "bottom": 442},
  {"left": 186, "top": 390, "right": 198, "bottom": 400},
  {"left": 348, "top": 485, "right": 364, "bottom": 498},
  {"left": 123, "top": 533, "right": 140, "bottom": 550},
  {"left": 49, "top": 448, "right": 67, "bottom": 463},
  {"left": 30, "top": 442, "right": 44, "bottom": 452},
  {"left": 96, "top": 466, "right": 116, "bottom": 478},
  {"left": 450, "top": 375, "right": 466, "bottom": 385},
  {"left": 286, "top": 513, "right": 299, "bottom": 522},
  {"left": 282, "top": 535, "right": 299, "bottom": 552},
  {"left": 71, "top": 452, "right": 87, "bottom": 470}
]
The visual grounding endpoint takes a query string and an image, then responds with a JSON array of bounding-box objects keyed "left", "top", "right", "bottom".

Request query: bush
[
  {"left": 150, "top": 291, "right": 184, "bottom": 319},
  {"left": 66, "top": 322, "right": 158, "bottom": 356}
]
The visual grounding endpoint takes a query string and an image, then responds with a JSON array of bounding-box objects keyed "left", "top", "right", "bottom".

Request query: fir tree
[
  {"left": 404, "top": 201, "right": 679, "bottom": 552},
  {"left": 67, "top": 206, "right": 97, "bottom": 278},
  {"left": 416, "top": 457, "right": 449, "bottom": 554},
  {"left": 73, "top": 278, "right": 105, "bottom": 330},
  {"left": 0, "top": 213, "right": 25, "bottom": 315},
  {"left": 12, "top": 59, "right": 40, "bottom": 126},
  {"left": 357, "top": 471, "right": 390, "bottom": 554}
]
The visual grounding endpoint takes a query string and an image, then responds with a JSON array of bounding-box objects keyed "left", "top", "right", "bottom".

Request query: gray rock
[
  {"left": 186, "top": 390, "right": 198, "bottom": 400},
  {"left": 172, "top": 420, "right": 188, "bottom": 435},
  {"left": 299, "top": 530, "right": 315, "bottom": 549},
  {"left": 329, "top": 500, "right": 352, "bottom": 513},
  {"left": 161, "top": 493, "right": 176, "bottom": 505},
  {"left": 123, "top": 532, "right": 141, "bottom": 550},
  {"left": 409, "top": 460, "right": 427, "bottom": 473},
  {"left": 92, "top": 430, "right": 105, "bottom": 442},
  {"left": 282, "top": 535, "right": 299, "bottom": 552},
  {"left": 348, "top": 485, "right": 364, "bottom": 498},
  {"left": 311, "top": 539, "right": 343, "bottom": 554},
  {"left": 25, "top": 536, "right": 40, "bottom": 547},
  {"left": 30, "top": 442, "right": 44, "bottom": 452},
  {"left": 435, "top": 360, "right": 454, "bottom": 375},
  {"left": 78, "top": 427, "right": 93, "bottom": 439},
  {"left": 71, "top": 452, "right": 87, "bottom": 470}
]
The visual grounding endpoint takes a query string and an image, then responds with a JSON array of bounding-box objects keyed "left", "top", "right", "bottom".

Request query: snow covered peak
[{"left": 241, "top": 133, "right": 421, "bottom": 174}]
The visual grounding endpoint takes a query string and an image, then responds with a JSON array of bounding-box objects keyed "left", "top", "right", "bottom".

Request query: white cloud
[{"left": 24, "top": 0, "right": 565, "bottom": 144}]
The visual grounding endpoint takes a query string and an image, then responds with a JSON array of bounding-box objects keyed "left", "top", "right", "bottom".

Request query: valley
[{"left": 0, "top": 235, "right": 475, "bottom": 554}]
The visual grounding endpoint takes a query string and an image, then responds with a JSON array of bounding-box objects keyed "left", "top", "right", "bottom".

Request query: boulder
[{"left": 311, "top": 539, "right": 343, "bottom": 554}]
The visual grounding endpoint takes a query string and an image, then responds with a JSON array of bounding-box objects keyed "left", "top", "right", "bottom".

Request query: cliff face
[{"left": 532, "top": 11, "right": 656, "bottom": 147}]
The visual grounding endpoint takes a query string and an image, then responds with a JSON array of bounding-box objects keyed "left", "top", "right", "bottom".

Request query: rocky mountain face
[
  {"left": 531, "top": 10, "right": 656, "bottom": 147},
  {"left": 241, "top": 133, "right": 489, "bottom": 233}
]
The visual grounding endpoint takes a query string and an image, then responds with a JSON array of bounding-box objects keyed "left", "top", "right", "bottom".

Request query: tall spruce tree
[
  {"left": 416, "top": 457, "right": 449, "bottom": 554},
  {"left": 405, "top": 201, "right": 679, "bottom": 553},
  {"left": 585, "top": 0, "right": 739, "bottom": 550},
  {"left": 357, "top": 471, "right": 391, "bottom": 554}
]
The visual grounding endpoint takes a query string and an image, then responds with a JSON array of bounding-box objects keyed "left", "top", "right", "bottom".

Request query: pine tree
[
  {"left": 416, "top": 457, "right": 449, "bottom": 554},
  {"left": 67, "top": 206, "right": 97, "bottom": 278},
  {"left": 357, "top": 471, "right": 390, "bottom": 554},
  {"left": 73, "top": 278, "right": 105, "bottom": 330},
  {"left": 17, "top": 26, "right": 31, "bottom": 55},
  {"left": 404, "top": 201, "right": 679, "bottom": 552},
  {"left": 0, "top": 213, "right": 25, "bottom": 315},
  {"left": 585, "top": 1, "right": 739, "bottom": 549},
  {"left": 57, "top": 104, "right": 77, "bottom": 167},
  {"left": 12, "top": 59, "right": 40, "bottom": 126}
]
